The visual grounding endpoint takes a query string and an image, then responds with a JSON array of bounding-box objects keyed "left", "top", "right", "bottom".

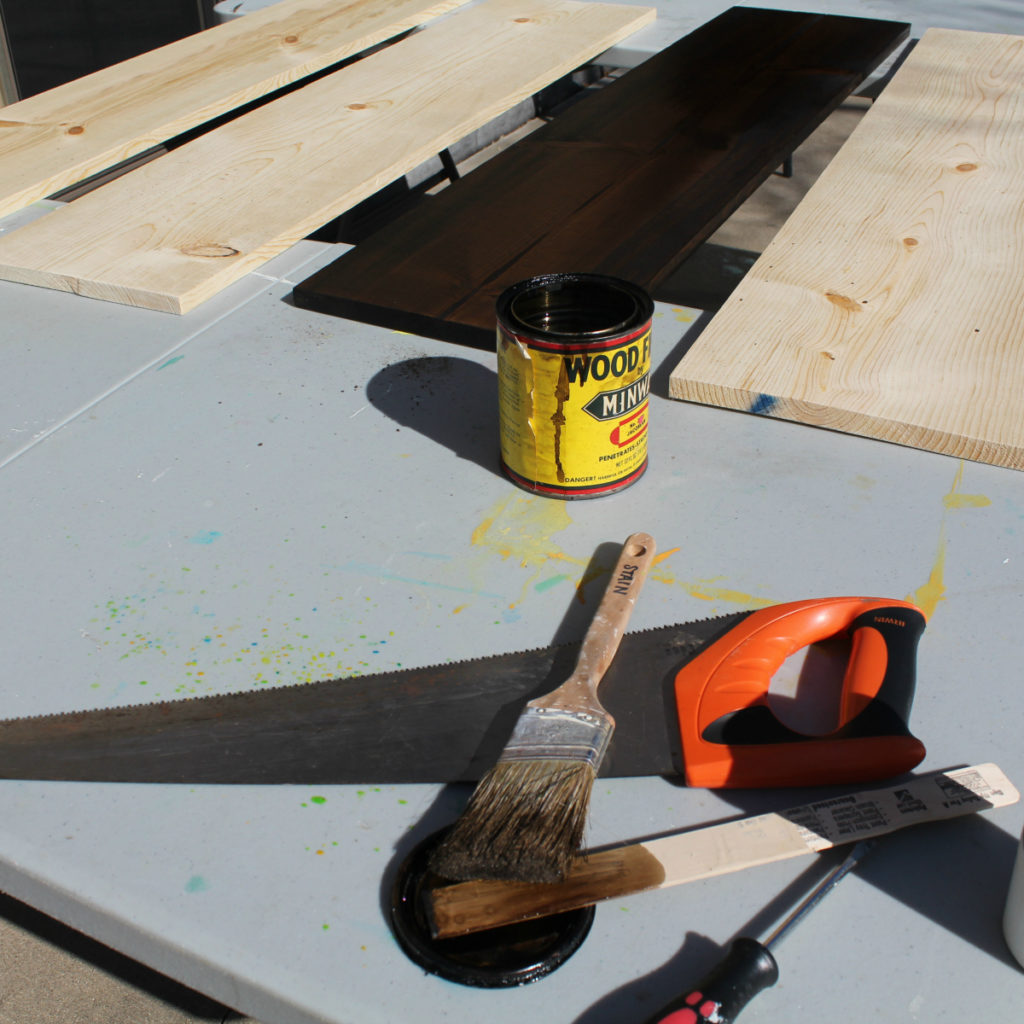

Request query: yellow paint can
[{"left": 497, "top": 274, "right": 652, "bottom": 498}]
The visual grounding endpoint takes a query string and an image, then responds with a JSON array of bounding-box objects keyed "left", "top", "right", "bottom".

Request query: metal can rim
[{"left": 496, "top": 273, "right": 654, "bottom": 343}]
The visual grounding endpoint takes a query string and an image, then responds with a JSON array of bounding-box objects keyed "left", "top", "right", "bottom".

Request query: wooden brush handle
[{"left": 532, "top": 532, "right": 656, "bottom": 715}]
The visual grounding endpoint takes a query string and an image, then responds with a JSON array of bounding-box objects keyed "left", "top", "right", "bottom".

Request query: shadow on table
[
  {"left": 569, "top": 805, "right": 1021, "bottom": 1022},
  {"left": 366, "top": 355, "right": 502, "bottom": 477}
]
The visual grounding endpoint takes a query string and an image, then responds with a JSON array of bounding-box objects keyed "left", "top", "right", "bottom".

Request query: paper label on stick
[{"left": 779, "top": 763, "right": 1019, "bottom": 851}]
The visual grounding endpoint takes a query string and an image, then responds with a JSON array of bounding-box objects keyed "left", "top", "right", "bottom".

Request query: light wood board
[
  {"left": 668, "top": 28, "right": 1024, "bottom": 471},
  {"left": 0, "top": 0, "right": 654, "bottom": 313},
  {"left": 0, "top": 0, "right": 471, "bottom": 219},
  {"left": 429, "top": 763, "right": 1019, "bottom": 937}
]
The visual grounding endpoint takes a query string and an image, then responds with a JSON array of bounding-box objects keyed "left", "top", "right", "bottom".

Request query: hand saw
[{"left": 0, "top": 597, "right": 926, "bottom": 786}]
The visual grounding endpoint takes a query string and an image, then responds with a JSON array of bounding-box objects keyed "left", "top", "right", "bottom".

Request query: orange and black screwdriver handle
[{"left": 675, "top": 597, "right": 928, "bottom": 788}]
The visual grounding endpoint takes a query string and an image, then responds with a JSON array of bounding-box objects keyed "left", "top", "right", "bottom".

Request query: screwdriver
[{"left": 646, "top": 839, "right": 875, "bottom": 1024}]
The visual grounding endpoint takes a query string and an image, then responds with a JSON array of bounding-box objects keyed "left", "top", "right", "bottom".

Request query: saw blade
[{"left": 0, "top": 614, "right": 748, "bottom": 784}]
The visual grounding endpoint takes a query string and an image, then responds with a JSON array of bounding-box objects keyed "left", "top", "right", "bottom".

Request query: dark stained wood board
[{"left": 293, "top": 6, "right": 910, "bottom": 348}]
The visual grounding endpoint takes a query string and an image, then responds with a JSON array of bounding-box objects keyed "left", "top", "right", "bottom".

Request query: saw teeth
[{"left": 0, "top": 612, "right": 752, "bottom": 725}]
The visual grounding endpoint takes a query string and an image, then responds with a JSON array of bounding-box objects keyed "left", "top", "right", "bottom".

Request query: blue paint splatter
[
  {"left": 157, "top": 355, "right": 186, "bottom": 371},
  {"left": 190, "top": 530, "right": 222, "bottom": 545},
  {"left": 749, "top": 394, "right": 778, "bottom": 415}
]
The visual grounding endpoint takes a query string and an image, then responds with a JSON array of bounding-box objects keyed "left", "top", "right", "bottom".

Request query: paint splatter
[
  {"left": 470, "top": 494, "right": 573, "bottom": 567},
  {"left": 469, "top": 494, "right": 577, "bottom": 607},
  {"left": 749, "top": 393, "right": 778, "bottom": 416},
  {"left": 189, "top": 530, "right": 222, "bottom": 544},
  {"left": 535, "top": 573, "right": 570, "bottom": 593},
  {"left": 942, "top": 492, "right": 991, "bottom": 510},
  {"left": 185, "top": 875, "right": 209, "bottom": 893},
  {"left": 156, "top": 355, "right": 185, "bottom": 371},
  {"left": 908, "top": 462, "right": 990, "bottom": 618},
  {"left": 652, "top": 551, "right": 772, "bottom": 607},
  {"left": 670, "top": 306, "right": 699, "bottom": 324}
]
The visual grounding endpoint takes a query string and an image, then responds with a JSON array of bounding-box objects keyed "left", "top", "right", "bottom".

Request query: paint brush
[
  {"left": 429, "top": 532, "right": 656, "bottom": 884},
  {"left": 428, "top": 762, "right": 1020, "bottom": 938}
]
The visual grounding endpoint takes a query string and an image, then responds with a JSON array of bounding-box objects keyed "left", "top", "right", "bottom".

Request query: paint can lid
[{"left": 389, "top": 826, "right": 595, "bottom": 987}]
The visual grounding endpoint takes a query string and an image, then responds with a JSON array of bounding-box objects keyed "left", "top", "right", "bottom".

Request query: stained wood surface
[
  {"left": 0, "top": 0, "right": 654, "bottom": 313},
  {"left": 669, "top": 28, "right": 1024, "bottom": 471},
  {"left": 0, "top": 0, "right": 471, "bottom": 219},
  {"left": 429, "top": 764, "right": 1019, "bottom": 937},
  {"left": 292, "top": 6, "right": 910, "bottom": 348}
]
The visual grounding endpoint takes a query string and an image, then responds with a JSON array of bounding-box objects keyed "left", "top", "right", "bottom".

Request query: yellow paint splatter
[
  {"left": 452, "top": 604, "right": 467, "bottom": 615},
  {"left": 686, "top": 579, "right": 774, "bottom": 607},
  {"left": 911, "top": 541, "right": 947, "bottom": 619},
  {"left": 908, "top": 462, "right": 989, "bottom": 618},
  {"left": 470, "top": 495, "right": 579, "bottom": 605},
  {"left": 468, "top": 505, "right": 770, "bottom": 612},
  {"left": 943, "top": 493, "right": 991, "bottom": 510},
  {"left": 670, "top": 306, "right": 699, "bottom": 324},
  {"left": 653, "top": 547, "right": 680, "bottom": 565},
  {"left": 471, "top": 494, "right": 573, "bottom": 567},
  {"left": 651, "top": 550, "right": 772, "bottom": 607}
]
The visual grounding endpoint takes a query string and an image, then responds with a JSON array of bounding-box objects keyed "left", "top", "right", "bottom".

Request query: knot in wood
[
  {"left": 825, "top": 291, "right": 861, "bottom": 313},
  {"left": 182, "top": 243, "right": 240, "bottom": 258}
]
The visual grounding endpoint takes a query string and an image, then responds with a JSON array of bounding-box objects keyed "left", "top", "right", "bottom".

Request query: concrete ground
[{"left": 0, "top": 96, "right": 867, "bottom": 1024}]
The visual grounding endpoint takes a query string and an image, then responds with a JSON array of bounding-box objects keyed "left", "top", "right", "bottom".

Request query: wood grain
[
  {"left": 428, "top": 763, "right": 1019, "bottom": 937},
  {"left": 669, "top": 28, "right": 1024, "bottom": 471},
  {"left": 293, "top": 7, "right": 910, "bottom": 348},
  {"left": 0, "top": 0, "right": 654, "bottom": 313},
  {"left": 0, "top": 0, "right": 474, "bottom": 219}
]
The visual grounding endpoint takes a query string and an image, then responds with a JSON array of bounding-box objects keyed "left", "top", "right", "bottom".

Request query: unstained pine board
[
  {"left": 0, "top": 0, "right": 654, "bottom": 313},
  {"left": 0, "top": 0, "right": 470, "bottom": 219},
  {"left": 668, "top": 28, "right": 1024, "bottom": 471}
]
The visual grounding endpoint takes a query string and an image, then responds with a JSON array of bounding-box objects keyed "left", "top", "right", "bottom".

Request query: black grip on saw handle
[{"left": 838, "top": 605, "right": 927, "bottom": 738}]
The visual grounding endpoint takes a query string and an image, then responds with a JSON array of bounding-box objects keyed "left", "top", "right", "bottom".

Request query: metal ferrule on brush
[{"left": 500, "top": 706, "right": 614, "bottom": 768}]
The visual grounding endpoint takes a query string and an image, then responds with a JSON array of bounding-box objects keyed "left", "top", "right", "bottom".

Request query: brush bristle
[{"left": 429, "top": 758, "right": 596, "bottom": 884}]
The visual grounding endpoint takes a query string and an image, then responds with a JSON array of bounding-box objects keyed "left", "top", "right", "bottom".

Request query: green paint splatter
[
  {"left": 311, "top": 795, "right": 327, "bottom": 805},
  {"left": 535, "top": 574, "right": 569, "bottom": 593},
  {"left": 185, "top": 875, "right": 209, "bottom": 893}
]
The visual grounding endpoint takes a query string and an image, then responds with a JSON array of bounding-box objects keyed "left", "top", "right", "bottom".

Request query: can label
[{"left": 497, "top": 277, "right": 652, "bottom": 498}]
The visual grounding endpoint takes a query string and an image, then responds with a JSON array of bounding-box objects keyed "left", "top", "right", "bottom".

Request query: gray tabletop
[{"left": 2, "top": 3, "right": 1024, "bottom": 1021}]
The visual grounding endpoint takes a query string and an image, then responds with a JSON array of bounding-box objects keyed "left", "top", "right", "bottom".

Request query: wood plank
[
  {"left": 292, "top": 7, "right": 910, "bottom": 348},
  {"left": 669, "top": 28, "right": 1024, "bottom": 471},
  {"left": 428, "top": 764, "right": 1020, "bottom": 937},
  {"left": 0, "top": 0, "right": 472, "bottom": 220},
  {"left": 0, "top": 0, "right": 655, "bottom": 314}
]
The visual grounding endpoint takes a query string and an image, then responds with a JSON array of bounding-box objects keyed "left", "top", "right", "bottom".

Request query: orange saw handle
[{"left": 675, "top": 597, "right": 927, "bottom": 788}]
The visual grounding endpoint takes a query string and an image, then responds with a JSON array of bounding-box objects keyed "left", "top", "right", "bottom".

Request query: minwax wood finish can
[{"left": 497, "top": 274, "right": 652, "bottom": 498}]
